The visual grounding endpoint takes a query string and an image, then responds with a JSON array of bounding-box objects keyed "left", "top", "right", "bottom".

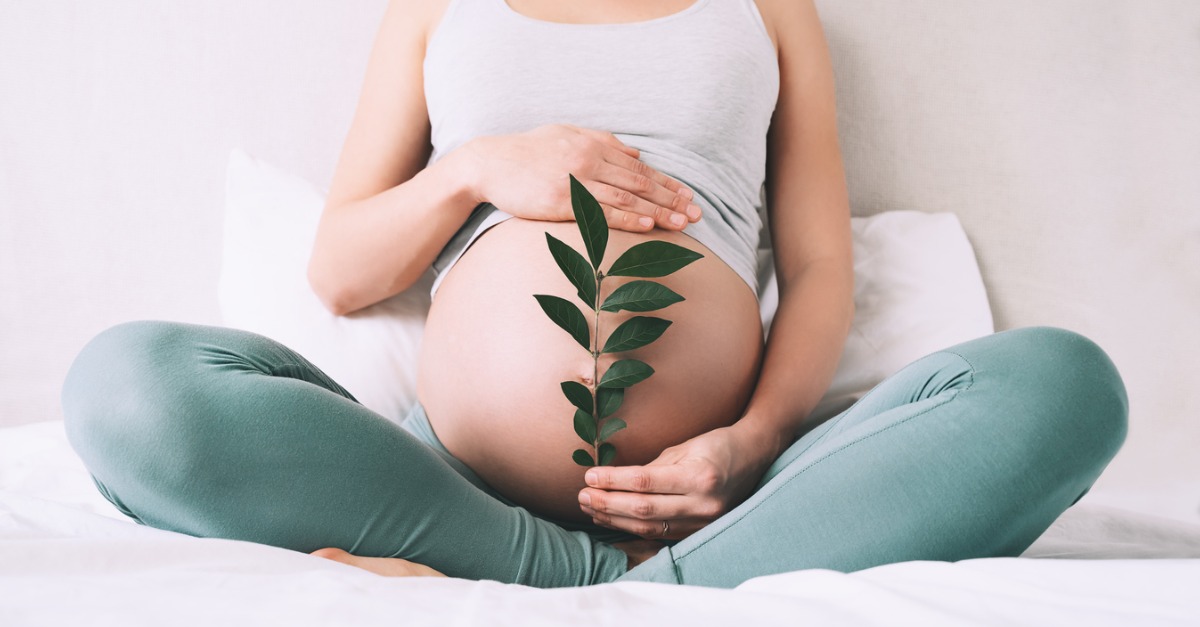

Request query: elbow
[
  {"left": 307, "top": 253, "right": 423, "bottom": 317},
  {"left": 307, "top": 256, "right": 357, "bottom": 317},
  {"left": 307, "top": 211, "right": 356, "bottom": 316}
]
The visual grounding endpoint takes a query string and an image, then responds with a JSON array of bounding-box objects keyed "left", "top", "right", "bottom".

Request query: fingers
[
  {"left": 588, "top": 183, "right": 683, "bottom": 232},
  {"left": 579, "top": 476, "right": 724, "bottom": 540},
  {"left": 574, "top": 127, "right": 640, "bottom": 159},
  {"left": 568, "top": 126, "right": 703, "bottom": 231},
  {"left": 600, "top": 204, "right": 656, "bottom": 233},
  {"left": 581, "top": 505, "right": 711, "bottom": 540},
  {"left": 579, "top": 488, "right": 722, "bottom": 521},
  {"left": 586, "top": 178, "right": 700, "bottom": 232},
  {"left": 605, "top": 149, "right": 701, "bottom": 213},
  {"left": 604, "top": 153, "right": 702, "bottom": 227},
  {"left": 570, "top": 179, "right": 658, "bottom": 234},
  {"left": 603, "top": 148, "right": 687, "bottom": 197},
  {"left": 592, "top": 162, "right": 700, "bottom": 231},
  {"left": 584, "top": 464, "right": 694, "bottom": 495}
]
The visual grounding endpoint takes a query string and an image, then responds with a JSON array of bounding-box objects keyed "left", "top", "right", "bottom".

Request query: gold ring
[{"left": 662, "top": 520, "right": 670, "bottom": 536}]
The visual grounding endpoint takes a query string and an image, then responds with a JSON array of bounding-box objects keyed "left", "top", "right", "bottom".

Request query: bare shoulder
[
  {"left": 323, "top": 0, "right": 458, "bottom": 211},
  {"left": 753, "top": 0, "right": 849, "bottom": 274},
  {"left": 750, "top": 0, "right": 827, "bottom": 58},
  {"left": 390, "top": 0, "right": 455, "bottom": 47}
]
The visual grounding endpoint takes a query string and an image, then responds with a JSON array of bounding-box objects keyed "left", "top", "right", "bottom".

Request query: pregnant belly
[{"left": 417, "top": 217, "right": 764, "bottom": 523}]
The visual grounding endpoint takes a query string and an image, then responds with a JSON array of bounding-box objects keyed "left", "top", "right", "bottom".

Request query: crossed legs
[{"left": 62, "top": 322, "right": 1127, "bottom": 588}]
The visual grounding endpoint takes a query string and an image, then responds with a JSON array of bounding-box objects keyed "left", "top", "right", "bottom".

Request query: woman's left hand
[{"left": 578, "top": 422, "right": 784, "bottom": 540}]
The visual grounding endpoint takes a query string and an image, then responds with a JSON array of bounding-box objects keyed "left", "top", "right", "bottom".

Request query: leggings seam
[
  {"left": 777, "top": 348, "right": 980, "bottom": 479},
  {"left": 766, "top": 351, "right": 950, "bottom": 471},
  {"left": 672, "top": 350, "right": 978, "bottom": 565}
]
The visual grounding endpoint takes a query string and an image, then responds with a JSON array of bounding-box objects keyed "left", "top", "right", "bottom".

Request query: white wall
[
  {"left": 1, "top": 1, "right": 1197, "bottom": 522},
  {"left": 815, "top": 1, "right": 1200, "bottom": 522},
  {"left": 0, "top": 0, "right": 387, "bottom": 424}
]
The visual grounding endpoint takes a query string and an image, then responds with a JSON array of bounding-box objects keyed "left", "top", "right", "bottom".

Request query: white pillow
[
  {"left": 757, "top": 211, "right": 995, "bottom": 423},
  {"left": 219, "top": 149, "right": 993, "bottom": 426},
  {"left": 218, "top": 149, "right": 433, "bottom": 422}
]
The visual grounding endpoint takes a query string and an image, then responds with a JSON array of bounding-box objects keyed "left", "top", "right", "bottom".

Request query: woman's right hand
[{"left": 460, "top": 123, "right": 702, "bottom": 233}]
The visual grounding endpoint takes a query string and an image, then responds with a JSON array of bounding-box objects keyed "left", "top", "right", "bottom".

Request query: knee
[
  {"left": 61, "top": 320, "right": 197, "bottom": 470},
  {"left": 1001, "top": 326, "right": 1129, "bottom": 469}
]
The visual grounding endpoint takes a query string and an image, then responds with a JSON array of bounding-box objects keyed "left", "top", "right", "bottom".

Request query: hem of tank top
[
  {"left": 692, "top": 234, "right": 760, "bottom": 305},
  {"left": 492, "top": 0, "right": 715, "bottom": 29},
  {"left": 428, "top": 209, "right": 515, "bottom": 299},
  {"left": 429, "top": 219, "right": 762, "bottom": 305}
]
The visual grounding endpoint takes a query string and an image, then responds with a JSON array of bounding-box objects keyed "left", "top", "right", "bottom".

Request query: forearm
[
  {"left": 307, "top": 144, "right": 481, "bottom": 315},
  {"left": 734, "top": 259, "right": 855, "bottom": 459}
]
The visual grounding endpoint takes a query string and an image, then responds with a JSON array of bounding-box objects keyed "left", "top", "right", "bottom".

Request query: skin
[
  {"left": 419, "top": 214, "right": 763, "bottom": 524},
  {"left": 307, "top": 0, "right": 853, "bottom": 577}
]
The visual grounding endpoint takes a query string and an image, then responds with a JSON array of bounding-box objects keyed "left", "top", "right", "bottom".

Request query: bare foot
[
  {"left": 310, "top": 547, "right": 448, "bottom": 578},
  {"left": 612, "top": 539, "right": 666, "bottom": 570}
]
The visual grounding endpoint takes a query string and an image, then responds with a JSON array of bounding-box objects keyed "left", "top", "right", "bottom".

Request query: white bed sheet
[{"left": 2, "top": 420, "right": 1199, "bottom": 626}]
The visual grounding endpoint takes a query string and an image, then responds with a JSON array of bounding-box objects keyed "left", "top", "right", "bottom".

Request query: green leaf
[
  {"left": 545, "top": 233, "right": 596, "bottom": 308},
  {"left": 560, "top": 381, "right": 593, "bottom": 414},
  {"left": 598, "top": 418, "right": 627, "bottom": 442},
  {"left": 573, "top": 449, "right": 595, "bottom": 467},
  {"left": 602, "top": 316, "right": 672, "bottom": 354},
  {"left": 607, "top": 241, "right": 703, "bottom": 278},
  {"left": 600, "top": 280, "right": 685, "bottom": 313},
  {"left": 573, "top": 409, "right": 597, "bottom": 444},
  {"left": 597, "top": 387, "right": 623, "bottom": 419},
  {"left": 598, "top": 443, "right": 616, "bottom": 466},
  {"left": 533, "top": 294, "right": 591, "bottom": 351},
  {"left": 569, "top": 174, "right": 608, "bottom": 270},
  {"left": 599, "top": 359, "right": 654, "bottom": 389}
]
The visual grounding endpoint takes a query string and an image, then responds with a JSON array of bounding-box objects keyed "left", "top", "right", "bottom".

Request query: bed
[
  {"left": 2, "top": 420, "right": 1198, "bottom": 625},
  {"left": 2, "top": 1, "right": 1198, "bottom": 624}
]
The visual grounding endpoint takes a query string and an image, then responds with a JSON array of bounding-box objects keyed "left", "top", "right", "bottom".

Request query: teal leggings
[{"left": 61, "top": 322, "right": 1127, "bottom": 588}]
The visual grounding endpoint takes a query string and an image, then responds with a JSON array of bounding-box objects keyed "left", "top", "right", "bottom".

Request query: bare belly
[{"left": 417, "top": 217, "right": 764, "bottom": 522}]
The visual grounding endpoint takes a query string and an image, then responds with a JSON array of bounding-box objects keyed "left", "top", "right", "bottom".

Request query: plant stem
[{"left": 591, "top": 271, "right": 603, "bottom": 463}]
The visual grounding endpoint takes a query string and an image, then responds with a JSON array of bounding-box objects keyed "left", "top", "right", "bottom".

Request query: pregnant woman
[{"left": 62, "top": 0, "right": 1129, "bottom": 588}]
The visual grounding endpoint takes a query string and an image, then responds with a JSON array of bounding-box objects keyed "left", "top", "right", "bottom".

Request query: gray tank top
[{"left": 425, "top": 0, "right": 779, "bottom": 299}]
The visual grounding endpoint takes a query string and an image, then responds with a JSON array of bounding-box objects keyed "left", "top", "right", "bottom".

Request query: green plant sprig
[{"left": 534, "top": 174, "right": 703, "bottom": 467}]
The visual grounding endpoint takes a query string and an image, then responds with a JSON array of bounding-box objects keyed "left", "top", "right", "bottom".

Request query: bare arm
[
  {"left": 308, "top": 0, "right": 478, "bottom": 315},
  {"left": 734, "top": 0, "right": 855, "bottom": 458},
  {"left": 308, "top": 1, "right": 701, "bottom": 315}
]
